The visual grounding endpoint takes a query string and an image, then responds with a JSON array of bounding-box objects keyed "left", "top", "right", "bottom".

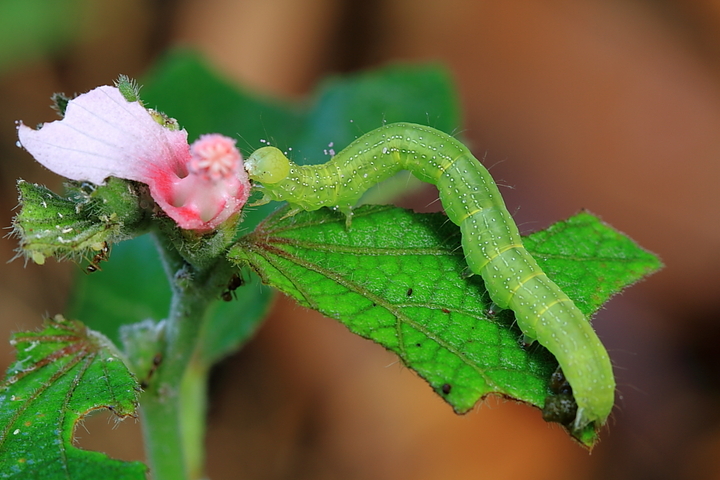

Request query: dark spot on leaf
[
  {"left": 406, "top": 288, "right": 413, "bottom": 297},
  {"left": 441, "top": 308, "right": 450, "bottom": 314},
  {"left": 442, "top": 383, "right": 452, "bottom": 394}
]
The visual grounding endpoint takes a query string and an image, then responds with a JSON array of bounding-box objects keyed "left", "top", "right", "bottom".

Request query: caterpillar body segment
[{"left": 245, "top": 122, "right": 614, "bottom": 430}]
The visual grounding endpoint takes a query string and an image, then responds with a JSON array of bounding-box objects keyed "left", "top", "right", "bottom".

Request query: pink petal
[
  {"left": 159, "top": 134, "right": 251, "bottom": 230},
  {"left": 161, "top": 172, "right": 249, "bottom": 230},
  {"left": 17, "top": 85, "right": 190, "bottom": 186}
]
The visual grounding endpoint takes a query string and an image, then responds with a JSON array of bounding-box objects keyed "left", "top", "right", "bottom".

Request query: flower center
[{"left": 188, "top": 134, "right": 242, "bottom": 181}]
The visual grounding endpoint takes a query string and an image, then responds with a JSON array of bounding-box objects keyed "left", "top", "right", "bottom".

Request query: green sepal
[
  {"left": 155, "top": 213, "right": 242, "bottom": 270},
  {"left": 12, "top": 177, "right": 148, "bottom": 265}
]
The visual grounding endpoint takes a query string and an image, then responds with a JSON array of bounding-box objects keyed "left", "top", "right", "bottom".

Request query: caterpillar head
[{"left": 245, "top": 146, "right": 291, "bottom": 184}]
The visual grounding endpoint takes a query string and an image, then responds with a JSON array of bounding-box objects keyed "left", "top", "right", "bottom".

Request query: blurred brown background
[{"left": 2, "top": 1, "right": 720, "bottom": 479}]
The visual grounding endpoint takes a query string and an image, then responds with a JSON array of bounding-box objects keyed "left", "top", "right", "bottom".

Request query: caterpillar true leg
[{"left": 244, "top": 122, "right": 615, "bottom": 430}]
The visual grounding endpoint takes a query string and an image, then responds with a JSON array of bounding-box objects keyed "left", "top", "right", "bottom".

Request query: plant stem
[
  {"left": 140, "top": 284, "right": 209, "bottom": 479},
  {"left": 140, "top": 385, "right": 190, "bottom": 480},
  {"left": 180, "top": 356, "right": 209, "bottom": 480},
  {"left": 140, "top": 232, "right": 234, "bottom": 480}
]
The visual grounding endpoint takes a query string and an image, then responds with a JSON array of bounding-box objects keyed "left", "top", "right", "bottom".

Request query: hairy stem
[{"left": 140, "top": 230, "right": 235, "bottom": 480}]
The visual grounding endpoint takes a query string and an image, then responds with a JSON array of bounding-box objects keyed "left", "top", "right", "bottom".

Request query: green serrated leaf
[
  {"left": 228, "top": 205, "right": 661, "bottom": 447},
  {"left": 522, "top": 210, "right": 663, "bottom": 316},
  {"left": 0, "top": 315, "right": 146, "bottom": 479}
]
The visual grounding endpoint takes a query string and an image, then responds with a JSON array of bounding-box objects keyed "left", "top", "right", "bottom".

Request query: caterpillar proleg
[{"left": 245, "top": 122, "right": 614, "bottom": 430}]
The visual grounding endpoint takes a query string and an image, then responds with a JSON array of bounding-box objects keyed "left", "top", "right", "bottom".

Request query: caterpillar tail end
[
  {"left": 543, "top": 396, "right": 611, "bottom": 448},
  {"left": 573, "top": 407, "right": 605, "bottom": 432},
  {"left": 542, "top": 366, "right": 613, "bottom": 442}
]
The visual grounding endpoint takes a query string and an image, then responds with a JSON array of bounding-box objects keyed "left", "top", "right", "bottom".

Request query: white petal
[{"left": 17, "top": 86, "right": 190, "bottom": 185}]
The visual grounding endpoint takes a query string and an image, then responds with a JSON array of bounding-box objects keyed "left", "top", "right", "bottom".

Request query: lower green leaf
[{"left": 0, "top": 315, "right": 146, "bottom": 479}]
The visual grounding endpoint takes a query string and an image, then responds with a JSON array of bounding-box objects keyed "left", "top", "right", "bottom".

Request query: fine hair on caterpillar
[{"left": 245, "top": 122, "right": 615, "bottom": 431}]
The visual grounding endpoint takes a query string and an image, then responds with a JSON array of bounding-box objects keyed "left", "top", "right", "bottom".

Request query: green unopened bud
[
  {"left": 12, "top": 178, "right": 148, "bottom": 265},
  {"left": 51, "top": 92, "right": 71, "bottom": 118},
  {"left": 114, "top": 75, "right": 143, "bottom": 104}
]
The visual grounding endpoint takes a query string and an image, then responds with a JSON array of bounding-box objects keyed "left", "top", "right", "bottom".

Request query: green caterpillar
[{"left": 245, "top": 122, "right": 614, "bottom": 430}]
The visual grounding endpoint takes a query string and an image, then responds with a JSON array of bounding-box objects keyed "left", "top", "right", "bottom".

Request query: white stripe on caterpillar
[{"left": 245, "top": 122, "right": 614, "bottom": 430}]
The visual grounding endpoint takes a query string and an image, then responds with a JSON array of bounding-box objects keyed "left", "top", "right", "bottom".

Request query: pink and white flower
[{"left": 17, "top": 85, "right": 251, "bottom": 231}]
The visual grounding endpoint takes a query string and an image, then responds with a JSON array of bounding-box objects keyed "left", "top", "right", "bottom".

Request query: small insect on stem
[
  {"left": 86, "top": 241, "right": 110, "bottom": 273},
  {"left": 140, "top": 353, "right": 163, "bottom": 390},
  {"left": 221, "top": 272, "right": 245, "bottom": 302}
]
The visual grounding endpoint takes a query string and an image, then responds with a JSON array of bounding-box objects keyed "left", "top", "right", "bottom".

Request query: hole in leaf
[{"left": 72, "top": 409, "right": 145, "bottom": 463}]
